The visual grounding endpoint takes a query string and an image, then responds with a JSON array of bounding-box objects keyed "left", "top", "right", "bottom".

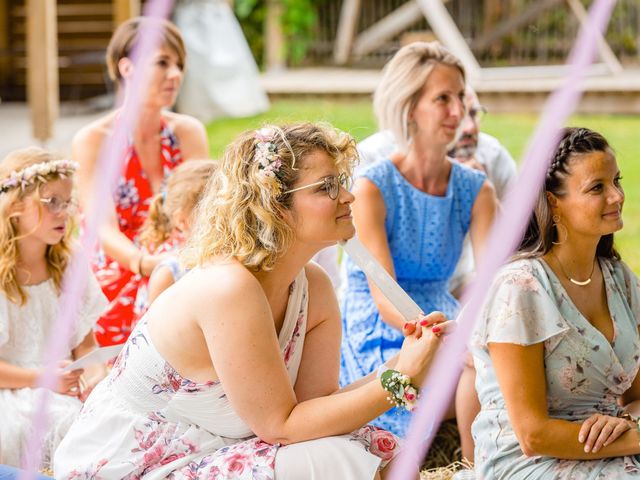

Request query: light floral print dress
[
  {"left": 54, "top": 269, "right": 400, "bottom": 479},
  {"left": 472, "top": 257, "right": 640, "bottom": 479}
]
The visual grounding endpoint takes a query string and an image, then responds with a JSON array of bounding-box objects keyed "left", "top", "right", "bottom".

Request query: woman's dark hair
[{"left": 518, "top": 127, "right": 620, "bottom": 260}]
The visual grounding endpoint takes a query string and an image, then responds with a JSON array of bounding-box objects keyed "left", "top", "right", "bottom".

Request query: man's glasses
[
  {"left": 39, "top": 196, "right": 78, "bottom": 215},
  {"left": 468, "top": 105, "right": 487, "bottom": 123},
  {"left": 283, "top": 173, "right": 351, "bottom": 200}
]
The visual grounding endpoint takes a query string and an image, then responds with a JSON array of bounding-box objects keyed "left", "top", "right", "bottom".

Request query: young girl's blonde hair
[
  {"left": 183, "top": 122, "right": 358, "bottom": 272},
  {"left": 139, "top": 160, "right": 218, "bottom": 251},
  {"left": 0, "top": 147, "right": 76, "bottom": 305}
]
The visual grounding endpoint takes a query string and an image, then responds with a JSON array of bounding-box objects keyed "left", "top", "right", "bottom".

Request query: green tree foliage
[{"left": 234, "top": 0, "right": 320, "bottom": 67}]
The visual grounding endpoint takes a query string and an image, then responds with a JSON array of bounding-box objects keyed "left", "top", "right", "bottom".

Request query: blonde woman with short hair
[
  {"left": 340, "top": 42, "right": 497, "bottom": 456},
  {"left": 54, "top": 123, "right": 452, "bottom": 479}
]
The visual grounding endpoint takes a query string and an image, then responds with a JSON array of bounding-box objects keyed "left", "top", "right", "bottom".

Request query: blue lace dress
[{"left": 340, "top": 158, "right": 485, "bottom": 436}]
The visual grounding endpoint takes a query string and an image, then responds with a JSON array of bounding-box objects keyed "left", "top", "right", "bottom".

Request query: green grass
[{"left": 206, "top": 99, "right": 640, "bottom": 273}]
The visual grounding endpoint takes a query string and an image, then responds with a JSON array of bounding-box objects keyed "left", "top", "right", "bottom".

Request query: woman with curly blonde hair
[
  {"left": 55, "top": 122, "right": 452, "bottom": 479},
  {"left": 0, "top": 147, "right": 107, "bottom": 469}
]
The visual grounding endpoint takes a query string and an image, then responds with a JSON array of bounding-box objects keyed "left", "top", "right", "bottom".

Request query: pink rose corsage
[{"left": 380, "top": 369, "right": 420, "bottom": 412}]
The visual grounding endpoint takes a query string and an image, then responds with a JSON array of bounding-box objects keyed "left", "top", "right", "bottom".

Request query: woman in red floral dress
[{"left": 73, "top": 18, "right": 209, "bottom": 346}]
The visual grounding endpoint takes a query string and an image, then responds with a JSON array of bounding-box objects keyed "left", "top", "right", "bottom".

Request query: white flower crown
[{"left": 0, "top": 159, "right": 79, "bottom": 194}]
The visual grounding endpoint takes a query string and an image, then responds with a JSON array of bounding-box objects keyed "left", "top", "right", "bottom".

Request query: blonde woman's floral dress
[
  {"left": 54, "top": 269, "right": 400, "bottom": 479},
  {"left": 472, "top": 257, "right": 640, "bottom": 479}
]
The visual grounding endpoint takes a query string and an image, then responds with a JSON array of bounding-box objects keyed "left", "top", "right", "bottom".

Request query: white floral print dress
[
  {"left": 54, "top": 269, "right": 400, "bottom": 479},
  {"left": 472, "top": 257, "right": 640, "bottom": 479}
]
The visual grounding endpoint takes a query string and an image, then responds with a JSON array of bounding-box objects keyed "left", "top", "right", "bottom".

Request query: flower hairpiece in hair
[
  {"left": 0, "top": 159, "right": 79, "bottom": 194},
  {"left": 254, "top": 127, "right": 283, "bottom": 195}
]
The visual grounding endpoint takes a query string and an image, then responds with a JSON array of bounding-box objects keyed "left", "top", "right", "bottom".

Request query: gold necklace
[{"left": 551, "top": 251, "right": 596, "bottom": 286}]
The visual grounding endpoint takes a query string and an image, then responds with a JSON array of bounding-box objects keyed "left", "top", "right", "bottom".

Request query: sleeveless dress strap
[{"left": 279, "top": 269, "right": 309, "bottom": 384}]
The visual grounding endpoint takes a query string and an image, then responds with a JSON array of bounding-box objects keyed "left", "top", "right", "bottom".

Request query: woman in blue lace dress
[
  {"left": 340, "top": 41, "right": 497, "bottom": 452},
  {"left": 472, "top": 127, "right": 640, "bottom": 479}
]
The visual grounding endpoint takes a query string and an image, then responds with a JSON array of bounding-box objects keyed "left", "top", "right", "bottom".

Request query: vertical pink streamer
[
  {"left": 19, "top": 1, "right": 175, "bottom": 477},
  {"left": 388, "top": 1, "right": 618, "bottom": 478}
]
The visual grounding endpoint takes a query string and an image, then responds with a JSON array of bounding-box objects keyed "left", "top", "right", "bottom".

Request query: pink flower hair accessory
[
  {"left": 0, "top": 159, "right": 79, "bottom": 194},
  {"left": 253, "top": 127, "right": 284, "bottom": 195}
]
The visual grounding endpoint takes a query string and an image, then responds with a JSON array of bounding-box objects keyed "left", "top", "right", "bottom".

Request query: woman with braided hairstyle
[
  {"left": 471, "top": 127, "right": 640, "bottom": 478},
  {"left": 55, "top": 123, "right": 454, "bottom": 479}
]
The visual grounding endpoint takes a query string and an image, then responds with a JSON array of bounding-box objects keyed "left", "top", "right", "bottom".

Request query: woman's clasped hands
[
  {"left": 396, "top": 311, "right": 455, "bottom": 386},
  {"left": 578, "top": 413, "right": 635, "bottom": 453}
]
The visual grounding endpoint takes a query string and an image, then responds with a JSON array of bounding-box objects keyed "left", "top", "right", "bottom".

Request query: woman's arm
[
  {"left": 195, "top": 266, "right": 442, "bottom": 445},
  {"left": 490, "top": 342, "right": 640, "bottom": 459},
  {"left": 146, "top": 266, "right": 176, "bottom": 306},
  {"left": 291, "top": 263, "right": 341, "bottom": 402},
  {"left": 72, "top": 331, "right": 107, "bottom": 401},
  {"left": 350, "top": 177, "right": 411, "bottom": 331},
  {"left": 469, "top": 179, "right": 497, "bottom": 263},
  {"left": 0, "top": 360, "right": 83, "bottom": 395},
  {"left": 0, "top": 360, "right": 38, "bottom": 389},
  {"left": 73, "top": 124, "right": 166, "bottom": 277},
  {"left": 294, "top": 264, "right": 448, "bottom": 401}
]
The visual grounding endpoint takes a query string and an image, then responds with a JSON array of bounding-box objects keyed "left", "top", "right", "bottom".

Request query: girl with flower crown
[
  {"left": 55, "top": 123, "right": 453, "bottom": 479},
  {"left": 0, "top": 147, "right": 108, "bottom": 469}
]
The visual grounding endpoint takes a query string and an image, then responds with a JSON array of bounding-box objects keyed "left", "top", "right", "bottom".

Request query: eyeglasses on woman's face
[
  {"left": 283, "top": 173, "right": 351, "bottom": 200},
  {"left": 39, "top": 196, "right": 78, "bottom": 216}
]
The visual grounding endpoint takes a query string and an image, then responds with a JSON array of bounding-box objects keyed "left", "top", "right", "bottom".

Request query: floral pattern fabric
[
  {"left": 93, "top": 121, "right": 182, "bottom": 346},
  {"left": 472, "top": 257, "right": 640, "bottom": 479},
  {"left": 54, "top": 270, "right": 400, "bottom": 479}
]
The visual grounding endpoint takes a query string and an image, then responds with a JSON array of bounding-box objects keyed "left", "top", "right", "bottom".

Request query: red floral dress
[{"left": 93, "top": 121, "right": 182, "bottom": 346}]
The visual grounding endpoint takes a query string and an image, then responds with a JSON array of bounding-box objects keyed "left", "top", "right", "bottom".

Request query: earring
[{"left": 552, "top": 214, "right": 568, "bottom": 245}]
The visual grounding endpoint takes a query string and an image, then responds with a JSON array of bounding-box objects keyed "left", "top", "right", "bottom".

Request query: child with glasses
[
  {"left": 134, "top": 160, "right": 217, "bottom": 315},
  {"left": 0, "top": 147, "right": 107, "bottom": 469}
]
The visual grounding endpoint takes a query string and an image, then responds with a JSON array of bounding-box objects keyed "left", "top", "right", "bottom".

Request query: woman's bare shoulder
[
  {"left": 73, "top": 111, "right": 117, "bottom": 143},
  {"left": 163, "top": 111, "right": 209, "bottom": 158},
  {"left": 177, "top": 261, "right": 264, "bottom": 307},
  {"left": 71, "top": 111, "right": 119, "bottom": 161},
  {"left": 164, "top": 111, "right": 205, "bottom": 136}
]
